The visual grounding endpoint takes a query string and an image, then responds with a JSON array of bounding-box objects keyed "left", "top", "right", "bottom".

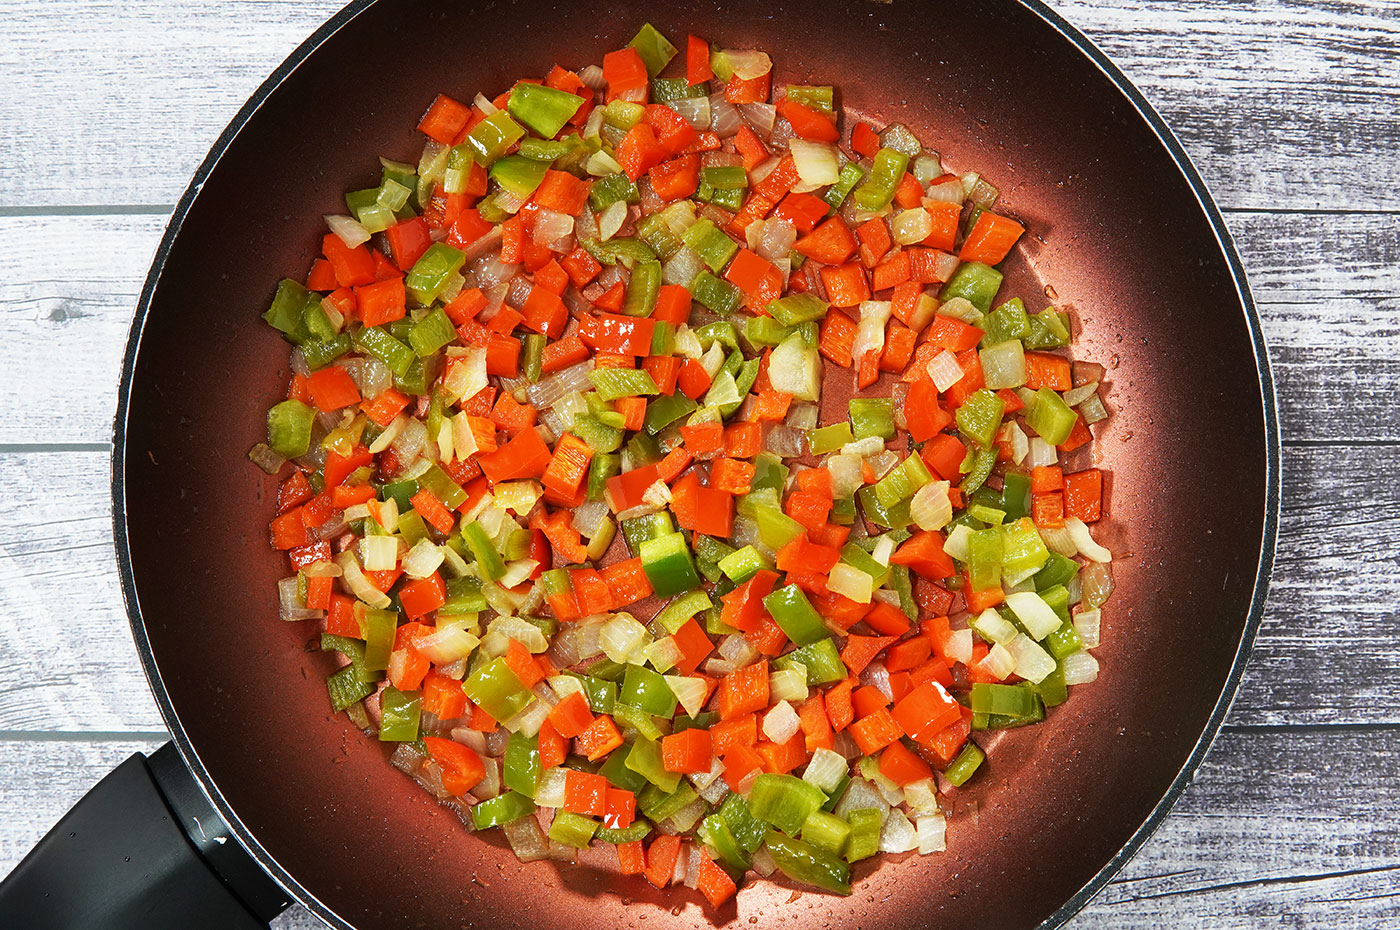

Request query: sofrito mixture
[{"left": 250, "top": 22, "right": 1115, "bottom": 909}]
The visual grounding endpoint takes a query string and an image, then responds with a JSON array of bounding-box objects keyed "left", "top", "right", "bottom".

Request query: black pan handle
[{"left": 0, "top": 742, "right": 291, "bottom": 929}]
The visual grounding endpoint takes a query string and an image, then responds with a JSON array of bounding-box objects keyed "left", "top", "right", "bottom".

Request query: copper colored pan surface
[{"left": 114, "top": 0, "right": 1278, "bottom": 928}]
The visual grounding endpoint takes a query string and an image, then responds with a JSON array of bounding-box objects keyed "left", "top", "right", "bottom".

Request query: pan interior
[{"left": 117, "top": 1, "right": 1271, "bottom": 928}]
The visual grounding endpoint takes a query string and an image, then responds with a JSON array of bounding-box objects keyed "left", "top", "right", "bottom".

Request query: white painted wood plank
[
  {"left": 0, "top": 442, "right": 1393, "bottom": 734},
  {"left": 1057, "top": 0, "right": 1400, "bottom": 214},
  {"left": 2, "top": 729, "right": 1396, "bottom": 929},
  {"left": 3, "top": 211, "right": 1393, "bottom": 446},
  {"left": 0, "top": 1, "right": 1396, "bottom": 211}
]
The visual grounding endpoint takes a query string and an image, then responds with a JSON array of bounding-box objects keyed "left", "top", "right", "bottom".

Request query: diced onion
[
  {"left": 718, "top": 633, "right": 760, "bottom": 668},
  {"left": 764, "top": 425, "right": 807, "bottom": 458},
  {"left": 982, "top": 642, "right": 1017, "bottom": 680},
  {"left": 834, "top": 779, "right": 891, "bottom": 819},
  {"left": 754, "top": 217, "right": 797, "bottom": 262},
  {"left": 526, "top": 359, "right": 595, "bottom": 408},
  {"left": 669, "top": 95, "right": 711, "bottom": 129},
  {"left": 359, "top": 535, "right": 399, "bottom": 572},
  {"left": 503, "top": 697, "right": 550, "bottom": 737},
  {"left": 879, "top": 123, "right": 923, "bottom": 158},
  {"left": 489, "top": 615, "right": 550, "bottom": 653},
  {"left": 945, "top": 628, "right": 973, "bottom": 664},
  {"left": 708, "top": 92, "right": 742, "bottom": 137},
  {"left": 665, "top": 675, "right": 708, "bottom": 717},
  {"left": 892, "top": 209, "right": 932, "bottom": 246},
  {"left": 533, "top": 208, "right": 574, "bottom": 248},
  {"left": 443, "top": 347, "right": 489, "bottom": 405},
  {"left": 981, "top": 340, "right": 1027, "bottom": 390},
  {"left": 415, "top": 625, "right": 481, "bottom": 665},
  {"left": 725, "top": 49, "right": 773, "bottom": 80},
  {"left": 645, "top": 636, "right": 683, "bottom": 673},
  {"left": 1007, "top": 634, "right": 1056, "bottom": 684},
  {"left": 1026, "top": 437, "right": 1059, "bottom": 469},
  {"left": 769, "top": 668, "right": 809, "bottom": 704},
  {"left": 1066, "top": 517, "right": 1112, "bottom": 563},
  {"left": 1081, "top": 561, "right": 1115, "bottom": 608},
  {"left": 789, "top": 139, "right": 840, "bottom": 186},
  {"left": 325, "top": 214, "right": 371, "bottom": 248},
  {"left": 916, "top": 814, "right": 947, "bottom": 854},
  {"left": 762, "top": 700, "right": 801, "bottom": 744},
  {"left": 852, "top": 300, "right": 893, "bottom": 362},
  {"left": 972, "top": 608, "right": 1018, "bottom": 645},
  {"left": 598, "top": 200, "right": 628, "bottom": 241},
  {"left": 1062, "top": 650, "right": 1101, "bottom": 685},
  {"left": 927, "top": 349, "right": 965, "bottom": 391},
  {"left": 943, "top": 524, "right": 973, "bottom": 562},
  {"left": 739, "top": 102, "right": 777, "bottom": 139},
  {"left": 1004, "top": 591, "right": 1063, "bottom": 640},
  {"left": 1079, "top": 392, "right": 1110, "bottom": 425},
  {"left": 828, "top": 563, "right": 874, "bottom": 603},
  {"left": 1073, "top": 609, "right": 1102, "bottom": 649},
  {"left": 335, "top": 550, "right": 391, "bottom": 609},
  {"left": 277, "top": 576, "right": 322, "bottom": 621},
  {"left": 503, "top": 816, "right": 550, "bottom": 863},
  {"left": 767, "top": 332, "right": 822, "bottom": 401},
  {"left": 880, "top": 810, "right": 919, "bottom": 853},
  {"left": 600, "top": 613, "right": 651, "bottom": 661},
  {"left": 535, "top": 766, "right": 568, "bottom": 808},
  {"left": 903, "top": 778, "right": 940, "bottom": 815},
  {"left": 802, "top": 748, "right": 848, "bottom": 794},
  {"left": 827, "top": 454, "right": 864, "bottom": 499},
  {"left": 401, "top": 538, "right": 446, "bottom": 580},
  {"left": 910, "top": 480, "right": 953, "bottom": 531}
]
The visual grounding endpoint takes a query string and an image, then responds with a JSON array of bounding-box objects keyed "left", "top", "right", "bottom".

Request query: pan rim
[{"left": 109, "top": 1, "right": 1282, "bottom": 927}]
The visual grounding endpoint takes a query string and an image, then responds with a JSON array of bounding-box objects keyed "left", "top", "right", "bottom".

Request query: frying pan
[{"left": 0, "top": 0, "right": 1279, "bottom": 927}]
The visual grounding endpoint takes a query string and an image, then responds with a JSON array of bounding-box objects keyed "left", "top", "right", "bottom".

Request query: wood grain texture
[
  {"left": 0, "top": 0, "right": 1397, "bottom": 211},
  {"left": 4, "top": 211, "right": 1395, "bottom": 446}
]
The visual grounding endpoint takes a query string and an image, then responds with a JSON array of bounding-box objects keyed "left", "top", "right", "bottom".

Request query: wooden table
[{"left": 1, "top": 1, "right": 1396, "bottom": 926}]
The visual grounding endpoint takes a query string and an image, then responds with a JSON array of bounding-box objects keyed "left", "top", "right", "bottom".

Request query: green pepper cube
[
  {"left": 471, "top": 790, "right": 537, "bottom": 829},
  {"left": 266, "top": 399, "right": 315, "bottom": 458},
  {"left": 408, "top": 306, "right": 457, "bottom": 358},
  {"left": 854, "top": 148, "right": 910, "bottom": 212},
  {"left": 464, "top": 657, "right": 534, "bottom": 722},
  {"left": 465, "top": 110, "right": 526, "bottom": 165},
  {"left": 940, "top": 261, "right": 1004, "bottom": 313},
  {"left": 503, "top": 732, "right": 542, "bottom": 797},
  {"left": 377, "top": 687, "right": 421, "bottom": 741},
  {"left": 843, "top": 808, "right": 883, "bottom": 862},
  {"left": 1024, "top": 387, "right": 1077, "bottom": 445},
  {"left": 750, "top": 774, "right": 827, "bottom": 836},
  {"left": 848, "top": 397, "right": 895, "bottom": 441},
  {"left": 620, "top": 664, "right": 678, "bottom": 718},
  {"left": 405, "top": 242, "right": 466, "bottom": 306},
  {"left": 490, "top": 154, "right": 550, "bottom": 200},
  {"left": 263, "top": 278, "right": 311, "bottom": 334},
  {"left": 549, "top": 809, "right": 600, "bottom": 848},
  {"left": 639, "top": 531, "right": 701, "bottom": 597},
  {"left": 507, "top": 83, "right": 586, "bottom": 139},
  {"left": 629, "top": 23, "right": 678, "bottom": 76},
  {"left": 762, "top": 585, "right": 828, "bottom": 647},
  {"left": 767, "top": 293, "right": 829, "bottom": 327},
  {"left": 955, "top": 388, "right": 1005, "bottom": 448}
]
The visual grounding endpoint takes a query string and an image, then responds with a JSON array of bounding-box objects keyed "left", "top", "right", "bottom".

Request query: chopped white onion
[
  {"left": 880, "top": 810, "right": 919, "bottom": 853},
  {"left": 927, "top": 349, "right": 965, "bottom": 391},
  {"left": 892, "top": 209, "right": 932, "bottom": 246},
  {"left": 359, "top": 535, "right": 399, "bottom": 572},
  {"left": 768, "top": 331, "right": 822, "bottom": 401},
  {"left": 600, "top": 613, "right": 651, "bottom": 660},
  {"left": 598, "top": 200, "right": 628, "bottom": 241},
  {"left": 769, "top": 668, "right": 809, "bottom": 704},
  {"left": 415, "top": 625, "right": 481, "bottom": 665},
  {"left": 724, "top": 49, "right": 773, "bottom": 80},
  {"left": 707, "top": 92, "right": 742, "bottom": 137},
  {"left": 443, "top": 347, "right": 489, "bottom": 405},
  {"left": 827, "top": 454, "right": 865, "bottom": 499},
  {"left": 943, "top": 524, "right": 973, "bottom": 562},
  {"left": 1004, "top": 590, "right": 1063, "bottom": 640},
  {"left": 1007, "top": 634, "right": 1056, "bottom": 684},
  {"left": 916, "top": 814, "right": 948, "bottom": 854},
  {"left": 1073, "top": 608, "right": 1102, "bottom": 649},
  {"left": 277, "top": 576, "right": 322, "bottom": 621},
  {"left": 1062, "top": 650, "right": 1101, "bottom": 685},
  {"left": 668, "top": 95, "right": 712, "bottom": 129},
  {"left": 1081, "top": 560, "right": 1115, "bottom": 608},
  {"left": 945, "top": 628, "right": 974, "bottom": 664},
  {"left": 664, "top": 675, "right": 708, "bottom": 717},
  {"left": 802, "top": 748, "right": 849, "bottom": 794},
  {"left": 828, "top": 563, "right": 874, "bottom": 603},
  {"left": 789, "top": 139, "right": 841, "bottom": 187},
  {"left": 981, "top": 340, "right": 1027, "bottom": 390},
  {"left": 1065, "top": 517, "right": 1112, "bottom": 562},
  {"left": 401, "top": 538, "right": 446, "bottom": 579},
  {"left": 834, "top": 778, "right": 891, "bottom": 819},
  {"left": 763, "top": 425, "right": 807, "bottom": 458},
  {"left": 502, "top": 815, "right": 550, "bottom": 862},
  {"left": 718, "top": 633, "right": 761, "bottom": 668},
  {"left": 972, "top": 608, "right": 1019, "bottom": 645},
  {"left": 325, "top": 213, "right": 371, "bottom": 248},
  {"left": 526, "top": 359, "right": 595, "bottom": 408},
  {"left": 910, "top": 480, "right": 953, "bottom": 531},
  {"left": 535, "top": 766, "right": 568, "bottom": 808},
  {"left": 1026, "top": 437, "right": 1060, "bottom": 469},
  {"left": 762, "top": 700, "right": 801, "bottom": 744}
]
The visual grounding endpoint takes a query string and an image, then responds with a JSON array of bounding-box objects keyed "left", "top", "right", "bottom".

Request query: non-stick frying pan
[{"left": 0, "top": 0, "right": 1279, "bottom": 927}]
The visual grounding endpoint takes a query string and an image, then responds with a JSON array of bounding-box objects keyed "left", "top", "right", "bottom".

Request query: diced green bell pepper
[
  {"left": 406, "top": 242, "right": 466, "bottom": 306},
  {"left": 624, "top": 737, "right": 681, "bottom": 792},
  {"left": 266, "top": 399, "right": 315, "bottom": 458},
  {"left": 639, "top": 532, "right": 701, "bottom": 597},
  {"left": 378, "top": 687, "right": 421, "bottom": 741},
  {"left": 940, "top": 262, "right": 1004, "bottom": 313},
  {"left": 854, "top": 148, "right": 910, "bottom": 211},
  {"left": 464, "top": 657, "right": 534, "bottom": 722},
  {"left": 1025, "top": 387, "right": 1077, "bottom": 445},
  {"left": 849, "top": 397, "right": 895, "bottom": 441},
  {"left": 507, "top": 83, "right": 585, "bottom": 138},
  {"left": 620, "top": 664, "right": 678, "bottom": 717},
  {"left": 471, "top": 790, "right": 536, "bottom": 829},
  {"left": 776, "top": 638, "right": 848, "bottom": 685},
  {"left": 762, "top": 586, "right": 828, "bottom": 647},
  {"left": 503, "top": 732, "right": 541, "bottom": 797},
  {"left": 955, "top": 388, "right": 1005, "bottom": 448},
  {"left": 764, "top": 831, "right": 851, "bottom": 895},
  {"left": 465, "top": 111, "right": 526, "bottom": 165}
]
